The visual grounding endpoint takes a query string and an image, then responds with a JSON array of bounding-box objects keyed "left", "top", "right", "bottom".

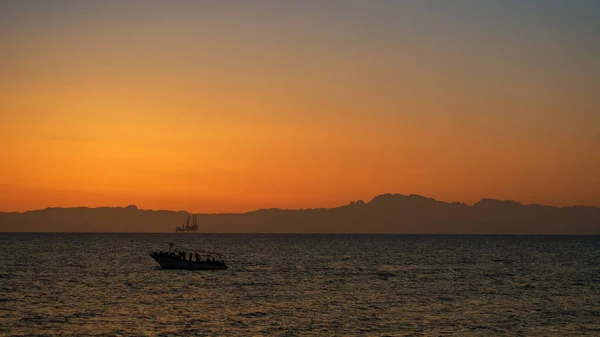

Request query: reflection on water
[{"left": 1, "top": 234, "right": 599, "bottom": 336}]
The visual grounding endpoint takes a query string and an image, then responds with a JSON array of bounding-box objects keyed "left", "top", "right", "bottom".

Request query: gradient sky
[{"left": 1, "top": 0, "right": 599, "bottom": 212}]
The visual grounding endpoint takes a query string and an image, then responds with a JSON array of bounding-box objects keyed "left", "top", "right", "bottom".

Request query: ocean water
[{"left": 0, "top": 234, "right": 599, "bottom": 336}]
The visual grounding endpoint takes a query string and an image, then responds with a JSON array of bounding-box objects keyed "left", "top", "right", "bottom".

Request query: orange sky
[{"left": 1, "top": 1, "right": 599, "bottom": 212}]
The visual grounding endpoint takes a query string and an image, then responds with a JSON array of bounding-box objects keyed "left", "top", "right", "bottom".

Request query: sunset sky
[{"left": 1, "top": 0, "right": 599, "bottom": 212}]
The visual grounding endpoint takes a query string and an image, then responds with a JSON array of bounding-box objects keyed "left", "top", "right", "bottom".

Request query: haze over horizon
[
  {"left": 2, "top": 193, "right": 600, "bottom": 214},
  {"left": 2, "top": 193, "right": 599, "bottom": 234},
  {"left": 2, "top": 1, "right": 599, "bottom": 215}
]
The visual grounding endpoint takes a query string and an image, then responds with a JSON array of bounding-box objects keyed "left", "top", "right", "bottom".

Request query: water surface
[{"left": 1, "top": 234, "right": 599, "bottom": 336}]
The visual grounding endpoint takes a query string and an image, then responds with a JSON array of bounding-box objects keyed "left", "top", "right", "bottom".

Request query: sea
[{"left": 0, "top": 234, "right": 599, "bottom": 336}]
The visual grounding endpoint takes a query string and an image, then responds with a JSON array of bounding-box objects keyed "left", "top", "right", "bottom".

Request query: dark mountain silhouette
[{"left": 1, "top": 194, "right": 599, "bottom": 234}]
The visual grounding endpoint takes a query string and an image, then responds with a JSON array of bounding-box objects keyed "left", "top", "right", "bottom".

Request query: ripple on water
[
  {"left": 238, "top": 311, "right": 268, "bottom": 318},
  {"left": 0, "top": 234, "right": 599, "bottom": 336}
]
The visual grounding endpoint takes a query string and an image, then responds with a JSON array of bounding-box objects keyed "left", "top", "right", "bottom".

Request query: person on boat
[{"left": 195, "top": 252, "right": 200, "bottom": 262}]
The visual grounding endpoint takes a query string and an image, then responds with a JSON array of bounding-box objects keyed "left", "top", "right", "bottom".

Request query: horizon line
[
  {"left": 1, "top": 232, "right": 598, "bottom": 236},
  {"left": 2, "top": 193, "right": 599, "bottom": 214}
]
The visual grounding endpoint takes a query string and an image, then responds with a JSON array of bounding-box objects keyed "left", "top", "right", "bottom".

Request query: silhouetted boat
[{"left": 150, "top": 243, "right": 227, "bottom": 270}]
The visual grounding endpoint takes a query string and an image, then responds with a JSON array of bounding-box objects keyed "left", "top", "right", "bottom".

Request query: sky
[{"left": 1, "top": 0, "right": 599, "bottom": 212}]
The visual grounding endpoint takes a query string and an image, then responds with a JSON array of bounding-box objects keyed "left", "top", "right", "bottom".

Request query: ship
[
  {"left": 175, "top": 214, "right": 199, "bottom": 232},
  {"left": 150, "top": 243, "right": 228, "bottom": 270},
  {"left": 151, "top": 214, "right": 227, "bottom": 270}
]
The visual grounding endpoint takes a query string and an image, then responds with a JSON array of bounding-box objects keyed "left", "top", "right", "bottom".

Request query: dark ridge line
[{"left": 3, "top": 193, "right": 598, "bottom": 214}]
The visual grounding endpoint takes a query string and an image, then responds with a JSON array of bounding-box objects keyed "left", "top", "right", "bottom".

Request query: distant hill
[{"left": 1, "top": 194, "right": 599, "bottom": 234}]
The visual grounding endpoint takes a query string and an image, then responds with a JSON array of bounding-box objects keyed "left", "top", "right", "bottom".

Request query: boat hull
[{"left": 150, "top": 254, "right": 227, "bottom": 270}]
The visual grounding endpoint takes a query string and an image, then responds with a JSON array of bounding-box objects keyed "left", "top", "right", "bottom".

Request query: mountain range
[{"left": 1, "top": 194, "right": 598, "bottom": 234}]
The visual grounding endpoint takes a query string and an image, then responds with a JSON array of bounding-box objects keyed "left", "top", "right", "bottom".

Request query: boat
[
  {"left": 150, "top": 243, "right": 228, "bottom": 270},
  {"left": 175, "top": 214, "right": 199, "bottom": 232}
]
